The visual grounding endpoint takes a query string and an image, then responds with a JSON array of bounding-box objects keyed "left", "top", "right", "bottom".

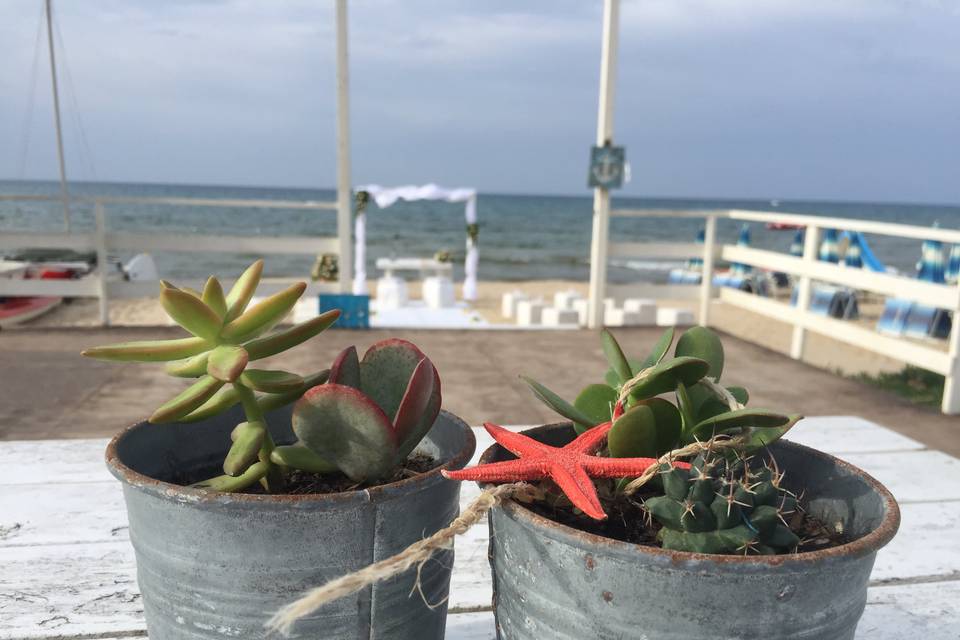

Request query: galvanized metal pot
[
  {"left": 106, "top": 406, "right": 475, "bottom": 640},
  {"left": 482, "top": 423, "right": 900, "bottom": 640}
]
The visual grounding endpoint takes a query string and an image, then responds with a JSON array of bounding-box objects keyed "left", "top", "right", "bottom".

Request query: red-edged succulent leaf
[
  {"left": 393, "top": 356, "right": 442, "bottom": 460},
  {"left": 159, "top": 287, "right": 223, "bottom": 342},
  {"left": 239, "top": 369, "right": 304, "bottom": 393},
  {"left": 292, "top": 383, "right": 398, "bottom": 482},
  {"left": 359, "top": 339, "right": 426, "bottom": 422},
  {"left": 243, "top": 310, "right": 340, "bottom": 360},
  {"left": 206, "top": 345, "right": 249, "bottom": 382},
  {"left": 328, "top": 345, "right": 361, "bottom": 388},
  {"left": 150, "top": 376, "right": 225, "bottom": 423}
]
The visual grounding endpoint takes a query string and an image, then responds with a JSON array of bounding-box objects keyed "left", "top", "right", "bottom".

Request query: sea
[{"left": 2, "top": 180, "right": 958, "bottom": 284}]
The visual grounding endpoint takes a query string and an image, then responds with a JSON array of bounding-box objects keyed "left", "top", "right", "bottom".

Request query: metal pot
[
  {"left": 482, "top": 423, "right": 899, "bottom": 640},
  {"left": 106, "top": 406, "right": 475, "bottom": 640}
]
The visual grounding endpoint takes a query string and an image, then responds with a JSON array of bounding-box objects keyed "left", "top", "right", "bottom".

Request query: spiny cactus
[
  {"left": 645, "top": 452, "right": 801, "bottom": 555},
  {"left": 524, "top": 326, "right": 801, "bottom": 461},
  {"left": 292, "top": 339, "right": 441, "bottom": 482},
  {"left": 83, "top": 260, "right": 339, "bottom": 492}
]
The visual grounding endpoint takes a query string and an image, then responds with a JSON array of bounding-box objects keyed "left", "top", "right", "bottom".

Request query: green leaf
[
  {"left": 739, "top": 414, "right": 803, "bottom": 451},
  {"left": 180, "top": 369, "right": 330, "bottom": 422},
  {"left": 257, "top": 369, "right": 330, "bottom": 413},
  {"left": 641, "top": 327, "right": 675, "bottom": 369},
  {"left": 521, "top": 376, "right": 596, "bottom": 427},
  {"left": 82, "top": 337, "right": 209, "bottom": 362},
  {"left": 676, "top": 382, "right": 698, "bottom": 439},
  {"left": 675, "top": 326, "right": 724, "bottom": 380},
  {"left": 328, "top": 345, "right": 362, "bottom": 389},
  {"left": 191, "top": 461, "right": 268, "bottom": 492},
  {"left": 359, "top": 339, "right": 427, "bottom": 421},
  {"left": 150, "top": 376, "right": 225, "bottom": 423},
  {"left": 627, "top": 356, "right": 710, "bottom": 401},
  {"left": 601, "top": 329, "right": 632, "bottom": 383},
  {"left": 240, "top": 369, "right": 304, "bottom": 393},
  {"left": 270, "top": 444, "right": 338, "bottom": 473},
  {"left": 222, "top": 421, "right": 265, "bottom": 476},
  {"left": 206, "top": 345, "right": 249, "bottom": 382},
  {"left": 572, "top": 384, "right": 618, "bottom": 433},
  {"left": 221, "top": 282, "right": 306, "bottom": 343},
  {"left": 728, "top": 386, "right": 749, "bottom": 405},
  {"left": 690, "top": 408, "right": 794, "bottom": 442},
  {"left": 392, "top": 357, "right": 442, "bottom": 461},
  {"left": 164, "top": 352, "right": 210, "bottom": 378},
  {"left": 224, "top": 259, "right": 263, "bottom": 323},
  {"left": 243, "top": 309, "right": 341, "bottom": 360},
  {"left": 638, "top": 397, "right": 683, "bottom": 455},
  {"left": 608, "top": 405, "right": 659, "bottom": 458},
  {"left": 159, "top": 287, "right": 223, "bottom": 342},
  {"left": 201, "top": 276, "right": 228, "bottom": 319}
]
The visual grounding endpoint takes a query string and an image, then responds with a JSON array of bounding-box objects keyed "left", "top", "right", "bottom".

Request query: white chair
[
  {"left": 657, "top": 308, "right": 695, "bottom": 326},
  {"left": 553, "top": 290, "right": 583, "bottom": 310},
  {"left": 516, "top": 299, "right": 545, "bottom": 326},
  {"left": 422, "top": 276, "right": 455, "bottom": 309},
  {"left": 501, "top": 290, "right": 528, "bottom": 319},
  {"left": 376, "top": 276, "right": 408, "bottom": 310},
  {"left": 542, "top": 307, "right": 579, "bottom": 327}
]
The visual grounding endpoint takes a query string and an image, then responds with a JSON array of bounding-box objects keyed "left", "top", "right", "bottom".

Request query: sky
[{"left": 1, "top": 0, "right": 958, "bottom": 203}]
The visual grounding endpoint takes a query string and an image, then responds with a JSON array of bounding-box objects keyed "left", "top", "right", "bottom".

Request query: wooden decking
[{"left": 2, "top": 417, "right": 959, "bottom": 638}]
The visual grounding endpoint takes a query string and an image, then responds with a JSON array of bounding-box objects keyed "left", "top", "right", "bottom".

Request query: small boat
[
  {"left": 0, "top": 295, "right": 62, "bottom": 328},
  {"left": 766, "top": 222, "right": 804, "bottom": 231}
]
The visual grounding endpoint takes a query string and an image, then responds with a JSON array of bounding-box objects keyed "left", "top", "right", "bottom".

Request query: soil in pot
[{"left": 520, "top": 475, "right": 851, "bottom": 554}]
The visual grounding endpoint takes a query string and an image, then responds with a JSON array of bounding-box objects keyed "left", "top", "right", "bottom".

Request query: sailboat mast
[{"left": 45, "top": 0, "right": 70, "bottom": 231}]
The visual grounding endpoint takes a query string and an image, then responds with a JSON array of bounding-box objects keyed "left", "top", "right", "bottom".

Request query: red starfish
[{"left": 442, "top": 422, "right": 690, "bottom": 520}]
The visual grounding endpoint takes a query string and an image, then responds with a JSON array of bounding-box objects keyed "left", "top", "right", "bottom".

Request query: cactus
[
  {"left": 524, "top": 326, "right": 800, "bottom": 460},
  {"left": 645, "top": 452, "right": 801, "bottom": 555},
  {"left": 291, "top": 339, "right": 441, "bottom": 482},
  {"left": 83, "top": 260, "right": 341, "bottom": 492}
]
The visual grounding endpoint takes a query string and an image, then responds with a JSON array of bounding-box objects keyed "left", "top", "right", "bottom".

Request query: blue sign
[{"left": 588, "top": 145, "right": 626, "bottom": 189}]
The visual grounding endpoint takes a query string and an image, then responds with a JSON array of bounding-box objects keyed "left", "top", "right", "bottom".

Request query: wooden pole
[
  {"left": 45, "top": 0, "right": 71, "bottom": 232},
  {"left": 587, "top": 0, "right": 620, "bottom": 329},
  {"left": 790, "top": 224, "right": 820, "bottom": 359},
  {"left": 335, "top": 0, "right": 353, "bottom": 294},
  {"left": 699, "top": 215, "right": 717, "bottom": 325}
]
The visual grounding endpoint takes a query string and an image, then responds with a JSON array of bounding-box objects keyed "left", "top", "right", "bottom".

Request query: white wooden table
[
  {"left": 3, "top": 417, "right": 960, "bottom": 639},
  {"left": 375, "top": 257, "right": 453, "bottom": 280}
]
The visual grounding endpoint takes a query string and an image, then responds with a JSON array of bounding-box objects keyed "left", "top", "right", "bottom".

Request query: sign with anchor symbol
[{"left": 587, "top": 144, "right": 626, "bottom": 189}]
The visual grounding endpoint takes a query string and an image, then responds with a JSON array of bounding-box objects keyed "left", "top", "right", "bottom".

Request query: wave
[{"left": 609, "top": 258, "right": 686, "bottom": 272}]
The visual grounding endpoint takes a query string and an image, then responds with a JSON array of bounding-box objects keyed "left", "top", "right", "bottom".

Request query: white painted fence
[
  {"left": 601, "top": 207, "right": 960, "bottom": 414},
  {"left": 0, "top": 194, "right": 347, "bottom": 325}
]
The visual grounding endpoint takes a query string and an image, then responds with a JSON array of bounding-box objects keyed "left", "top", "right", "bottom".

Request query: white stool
[
  {"left": 422, "top": 276, "right": 455, "bottom": 309},
  {"left": 516, "top": 299, "right": 545, "bottom": 326},
  {"left": 542, "top": 307, "right": 580, "bottom": 327},
  {"left": 553, "top": 290, "right": 583, "bottom": 310},
  {"left": 605, "top": 308, "right": 643, "bottom": 327},
  {"left": 657, "top": 308, "right": 696, "bottom": 326},
  {"left": 502, "top": 290, "right": 528, "bottom": 319},
  {"left": 572, "top": 298, "right": 589, "bottom": 326},
  {"left": 622, "top": 298, "right": 657, "bottom": 325},
  {"left": 376, "top": 276, "right": 408, "bottom": 310}
]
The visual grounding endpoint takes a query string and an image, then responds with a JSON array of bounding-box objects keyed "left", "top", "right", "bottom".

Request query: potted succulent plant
[
  {"left": 84, "top": 260, "right": 475, "bottom": 640},
  {"left": 447, "top": 327, "right": 900, "bottom": 640}
]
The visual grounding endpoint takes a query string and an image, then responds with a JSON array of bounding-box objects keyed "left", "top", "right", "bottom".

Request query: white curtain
[{"left": 354, "top": 184, "right": 479, "bottom": 301}]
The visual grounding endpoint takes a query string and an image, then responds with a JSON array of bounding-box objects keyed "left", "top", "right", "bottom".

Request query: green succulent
[
  {"left": 645, "top": 452, "right": 801, "bottom": 555},
  {"left": 523, "top": 326, "right": 801, "bottom": 462},
  {"left": 83, "top": 260, "right": 340, "bottom": 492}
]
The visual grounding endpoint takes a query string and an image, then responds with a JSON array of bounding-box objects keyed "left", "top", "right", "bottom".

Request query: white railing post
[
  {"left": 698, "top": 214, "right": 717, "bottom": 326},
  {"left": 94, "top": 200, "right": 110, "bottom": 326},
  {"left": 790, "top": 224, "right": 819, "bottom": 359},
  {"left": 942, "top": 284, "right": 960, "bottom": 414},
  {"left": 334, "top": 0, "right": 353, "bottom": 295}
]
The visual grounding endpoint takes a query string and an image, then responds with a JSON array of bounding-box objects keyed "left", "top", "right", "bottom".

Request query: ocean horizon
[{"left": 3, "top": 179, "right": 959, "bottom": 284}]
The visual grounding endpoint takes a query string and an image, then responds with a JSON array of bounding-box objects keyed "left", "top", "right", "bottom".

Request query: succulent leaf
[
  {"left": 675, "top": 326, "right": 724, "bottom": 380},
  {"left": 359, "top": 339, "right": 426, "bottom": 421},
  {"left": 641, "top": 327, "right": 675, "bottom": 370},
  {"left": 601, "top": 330, "right": 633, "bottom": 383},
  {"left": 738, "top": 414, "right": 803, "bottom": 451},
  {"left": 521, "top": 376, "right": 597, "bottom": 427},
  {"left": 608, "top": 405, "right": 659, "bottom": 458},
  {"left": 221, "top": 281, "right": 306, "bottom": 343},
  {"left": 206, "top": 345, "right": 249, "bottom": 382},
  {"left": 257, "top": 369, "right": 331, "bottom": 412},
  {"left": 240, "top": 369, "right": 304, "bottom": 393},
  {"left": 223, "top": 259, "right": 264, "bottom": 323},
  {"left": 572, "top": 384, "right": 618, "bottom": 433},
  {"left": 628, "top": 356, "right": 710, "bottom": 400},
  {"left": 676, "top": 382, "right": 697, "bottom": 437},
  {"left": 328, "top": 345, "right": 361, "bottom": 388},
  {"left": 293, "top": 384, "right": 399, "bottom": 482},
  {"left": 392, "top": 357, "right": 441, "bottom": 458},
  {"left": 270, "top": 444, "right": 338, "bottom": 473},
  {"left": 690, "top": 408, "right": 793, "bottom": 441},
  {"left": 201, "top": 276, "right": 228, "bottom": 319},
  {"left": 164, "top": 352, "right": 211, "bottom": 378},
  {"left": 637, "top": 397, "right": 683, "bottom": 455},
  {"left": 159, "top": 287, "right": 223, "bottom": 342},
  {"left": 150, "top": 376, "right": 225, "bottom": 423},
  {"left": 223, "top": 421, "right": 265, "bottom": 476},
  {"left": 82, "top": 336, "right": 209, "bottom": 362},
  {"left": 192, "top": 461, "right": 268, "bottom": 492},
  {"left": 243, "top": 310, "right": 340, "bottom": 360},
  {"left": 180, "top": 385, "right": 240, "bottom": 422}
]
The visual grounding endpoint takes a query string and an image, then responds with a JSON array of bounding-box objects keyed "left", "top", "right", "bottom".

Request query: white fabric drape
[
  {"left": 354, "top": 184, "right": 479, "bottom": 301},
  {"left": 352, "top": 212, "right": 367, "bottom": 295}
]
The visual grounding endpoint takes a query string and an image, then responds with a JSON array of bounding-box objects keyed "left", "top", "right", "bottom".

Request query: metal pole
[
  {"left": 335, "top": 0, "right": 353, "bottom": 294},
  {"left": 587, "top": 0, "right": 620, "bottom": 329},
  {"left": 698, "top": 214, "right": 717, "bottom": 325},
  {"left": 45, "top": 0, "right": 71, "bottom": 232}
]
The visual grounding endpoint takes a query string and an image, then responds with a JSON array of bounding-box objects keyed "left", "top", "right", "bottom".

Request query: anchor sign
[{"left": 588, "top": 145, "right": 626, "bottom": 189}]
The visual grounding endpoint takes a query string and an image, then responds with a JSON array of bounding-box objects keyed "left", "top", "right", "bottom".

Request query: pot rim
[
  {"left": 105, "top": 408, "right": 476, "bottom": 505},
  {"left": 480, "top": 422, "right": 901, "bottom": 567}
]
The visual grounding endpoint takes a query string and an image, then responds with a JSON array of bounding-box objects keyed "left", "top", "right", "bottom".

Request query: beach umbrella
[
  {"left": 844, "top": 232, "right": 863, "bottom": 269},
  {"left": 730, "top": 224, "right": 752, "bottom": 276},
  {"left": 688, "top": 227, "right": 705, "bottom": 268},
  {"left": 789, "top": 229, "right": 804, "bottom": 257},
  {"left": 819, "top": 228, "right": 839, "bottom": 263},
  {"left": 917, "top": 237, "right": 946, "bottom": 284},
  {"left": 947, "top": 245, "right": 960, "bottom": 283}
]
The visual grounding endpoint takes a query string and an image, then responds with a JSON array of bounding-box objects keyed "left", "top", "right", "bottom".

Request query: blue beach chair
[{"left": 877, "top": 232, "right": 952, "bottom": 339}]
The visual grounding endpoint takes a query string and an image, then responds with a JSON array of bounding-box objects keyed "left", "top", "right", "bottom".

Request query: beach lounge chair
[
  {"left": 877, "top": 233, "right": 952, "bottom": 339},
  {"left": 790, "top": 229, "right": 860, "bottom": 320}
]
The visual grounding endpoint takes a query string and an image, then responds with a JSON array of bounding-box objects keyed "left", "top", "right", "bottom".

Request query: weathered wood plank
[
  {"left": 841, "top": 450, "right": 960, "bottom": 503},
  {"left": 3, "top": 439, "right": 112, "bottom": 486},
  {"left": 858, "top": 580, "right": 960, "bottom": 639},
  {"left": 446, "top": 611, "right": 497, "bottom": 640},
  {"left": 1, "top": 482, "right": 128, "bottom": 547},
  {"left": 784, "top": 416, "right": 925, "bottom": 454}
]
